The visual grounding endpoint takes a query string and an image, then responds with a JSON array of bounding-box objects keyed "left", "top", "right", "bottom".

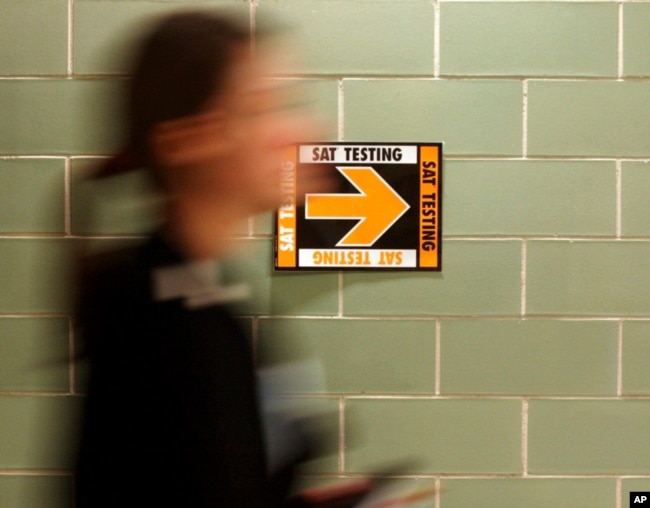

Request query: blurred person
[{"left": 74, "top": 11, "right": 330, "bottom": 508}]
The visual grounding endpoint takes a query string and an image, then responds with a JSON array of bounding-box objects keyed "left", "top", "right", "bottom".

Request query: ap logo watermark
[{"left": 631, "top": 492, "right": 650, "bottom": 505}]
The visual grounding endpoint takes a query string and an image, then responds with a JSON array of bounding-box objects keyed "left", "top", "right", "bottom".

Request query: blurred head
[
  {"left": 126, "top": 12, "right": 250, "bottom": 168},
  {"left": 106, "top": 11, "right": 320, "bottom": 215}
]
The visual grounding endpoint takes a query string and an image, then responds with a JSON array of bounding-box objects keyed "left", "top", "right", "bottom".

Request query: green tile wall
[
  {"left": 526, "top": 240, "right": 650, "bottom": 316},
  {"left": 0, "top": 1, "right": 68, "bottom": 76},
  {"left": 527, "top": 81, "right": 650, "bottom": 157},
  {"left": 344, "top": 79, "right": 522, "bottom": 154},
  {"left": 0, "top": 240, "right": 75, "bottom": 314},
  {"left": 528, "top": 400, "right": 650, "bottom": 474},
  {"left": 3, "top": 1, "right": 650, "bottom": 507},
  {"left": 74, "top": 1, "right": 250, "bottom": 75},
  {"left": 0, "top": 318, "right": 70, "bottom": 393},
  {"left": 0, "top": 80, "right": 125, "bottom": 155},
  {"left": 622, "top": 321, "right": 650, "bottom": 396},
  {"left": 258, "top": 318, "right": 436, "bottom": 394},
  {"left": 444, "top": 160, "right": 615, "bottom": 236},
  {"left": 0, "top": 396, "right": 81, "bottom": 470},
  {"left": 343, "top": 240, "right": 521, "bottom": 316},
  {"left": 0, "top": 476, "right": 73, "bottom": 508},
  {"left": 0, "top": 160, "right": 66, "bottom": 234},
  {"left": 441, "top": 478, "right": 615, "bottom": 508},
  {"left": 440, "top": 3, "right": 617, "bottom": 77},
  {"left": 256, "top": 0, "right": 434, "bottom": 76},
  {"left": 623, "top": 3, "right": 650, "bottom": 78},
  {"left": 440, "top": 319, "right": 618, "bottom": 395},
  {"left": 622, "top": 161, "right": 650, "bottom": 237},
  {"left": 345, "top": 399, "right": 522, "bottom": 474}
]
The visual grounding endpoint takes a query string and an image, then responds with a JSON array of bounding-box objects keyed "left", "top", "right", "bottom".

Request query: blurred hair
[{"left": 96, "top": 11, "right": 250, "bottom": 178}]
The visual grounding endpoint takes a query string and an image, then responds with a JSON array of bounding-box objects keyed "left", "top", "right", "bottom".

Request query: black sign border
[{"left": 273, "top": 142, "right": 443, "bottom": 272}]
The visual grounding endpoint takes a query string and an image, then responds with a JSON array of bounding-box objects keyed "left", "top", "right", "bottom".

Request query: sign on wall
[{"left": 274, "top": 142, "right": 442, "bottom": 271}]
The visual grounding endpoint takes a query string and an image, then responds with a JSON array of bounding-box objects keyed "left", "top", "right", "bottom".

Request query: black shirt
[{"left": 75, "top": 235, "right": 273, "bottom": 507}]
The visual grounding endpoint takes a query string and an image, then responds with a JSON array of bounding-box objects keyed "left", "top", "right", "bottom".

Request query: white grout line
[
  {"left": 339, "top": 397, "right": 346, "bottom": 473},
  {"left": 616, "top": 160, "right": 623, "bottom": 238},
  {"left": 64, "top": 157, "right": 72, "bottom": 237},
  {"left": 521, "top": 239, "right": 528, "bottom": 318},
  {"left": 617, "top": 2, "right": 624, "bottom": 80},
  {"left": 521, "top": 399, "right": 529, "bottom": 477},
  {"left": 68, "top": 316, "right": 76, "bottom": 395},
  {"left": 4, "top": 74, "right": 650, "bottom": 82},
  {"left": 338, "top": 78, "right": 345, "bottom": 141},
  {"left": 247, "top": 314, "right": 650, "bottom": 325},
  {"left": 435, "top": 319, "right": 442, "bottom": 396},
  {"left": 270, "top": 390, "right": 650, "bottom": 401},
  {"left": 0, "top": 470, "right": 73, "bottom": 476},
  {"left": 617, "top": 319, "right": 624, "bottom": 397},
  {"left": 522, "top": 80, "right": 529, "bottom": 158},
  {"left": 338, "top": 272, "right": 344, "bottom": 317},
  {"left": 433, "top": 0, "right": 441, "bottom": 78},
  {"left": 67, "top": 0, "right": 74, "bottom": 76}
]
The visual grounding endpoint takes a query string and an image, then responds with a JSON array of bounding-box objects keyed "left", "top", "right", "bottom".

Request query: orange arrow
[{"left": 305, "top": 166, "right": 410, "bottom": 247}]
